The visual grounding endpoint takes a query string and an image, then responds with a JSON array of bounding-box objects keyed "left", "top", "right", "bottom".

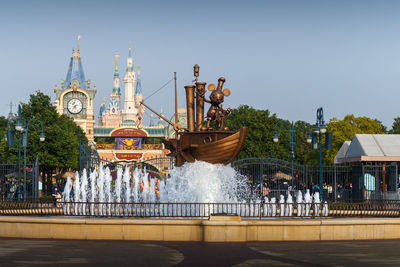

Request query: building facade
[{"left": 54, "top": 46, "right": 96, "bottom": 141}]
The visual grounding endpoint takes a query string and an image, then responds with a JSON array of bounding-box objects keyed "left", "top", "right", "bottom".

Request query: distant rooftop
[{"left": 335, "top": 134, "right": 400, "bottom": 163}]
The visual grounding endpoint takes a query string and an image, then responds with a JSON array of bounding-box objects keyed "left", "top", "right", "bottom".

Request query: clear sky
[{"left": 1, "top": 0, "right": 400, "bottom": 127}]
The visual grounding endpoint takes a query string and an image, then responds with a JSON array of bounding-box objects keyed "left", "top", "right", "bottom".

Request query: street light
[
  {"left": 5, "top": 104, "right": 45, "bottom": 200},
  {"left": 273, "top": 121, "right": 311, "bottom": 189},
  {"left": 22, "top": 118, "right": 45, "bottom": 199},
  {"left": 306, "top": 130, "right": 312, "bottom": 144},
  {"left": 312, "top": 107, "right": 332, "bottom": 198},
  {"left": 39, "top": 132, "right": 45, "bottom": 142},
  {"left": 16, "top": 105, "right": 23, "bottom": 199}
]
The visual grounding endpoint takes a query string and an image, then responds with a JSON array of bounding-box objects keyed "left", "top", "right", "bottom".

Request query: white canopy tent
[{"left": 335, "top": 134, "right": 400, "bottom": 164}]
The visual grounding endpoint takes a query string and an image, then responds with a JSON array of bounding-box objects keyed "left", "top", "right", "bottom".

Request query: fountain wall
[{"left": 1, "top": 216, "right": 400, "bottom": 242}]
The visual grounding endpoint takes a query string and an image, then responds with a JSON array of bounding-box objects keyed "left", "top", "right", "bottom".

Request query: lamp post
[
  {"left": 312, "top": 107, "right": 332, "bottom": 197},
  {"left": 22, "top": 118, "right": 45, "bottom": 199},
  {"left": 15, "top": 106, "right": 24, "bottom": 200},
  {"left": 273, "top": 121, "right": 312, "bottom": 188},
  {"left": 5, "top": 105, "right": 45, "bottom": 200}
]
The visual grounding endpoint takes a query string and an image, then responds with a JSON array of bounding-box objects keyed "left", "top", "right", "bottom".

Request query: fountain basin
[{"left": 1, "top": 216, "right": 400, "bottom": 242}]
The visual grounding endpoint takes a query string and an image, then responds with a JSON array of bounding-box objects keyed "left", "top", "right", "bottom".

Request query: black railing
[
  {"left": 0, "top": 161, "right": 39, "bottom": 201},
  {"left": 79, "top": 149, "right": 400, "bottom": 202},
  {"left": 232, "top": 158, "right": 399, "bottom": 202},
  {"left": 1, "top": 200, "right": 399, "bottom": 218}
]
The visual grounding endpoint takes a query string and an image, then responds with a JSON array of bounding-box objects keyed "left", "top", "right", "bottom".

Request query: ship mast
[{"left": 174, "top": 72, "right": 178, "bottom": 138}]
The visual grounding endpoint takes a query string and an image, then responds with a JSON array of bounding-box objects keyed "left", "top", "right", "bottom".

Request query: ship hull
[{"left": 164, "top": 127, "right": 247, "bottom": 167}]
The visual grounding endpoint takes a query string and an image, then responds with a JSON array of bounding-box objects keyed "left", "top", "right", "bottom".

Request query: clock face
[{"left": 68, "top": 99, "right": 83, "bottom": 114}]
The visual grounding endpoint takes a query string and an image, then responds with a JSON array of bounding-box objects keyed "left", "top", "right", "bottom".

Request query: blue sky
[{"left": 1, "top": 0, "right": 400, "bottom": 127}]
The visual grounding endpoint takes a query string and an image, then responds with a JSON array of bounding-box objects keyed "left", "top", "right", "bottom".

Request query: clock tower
[{"left": 54, "top": 43, "right": 96, "bottom": 141}]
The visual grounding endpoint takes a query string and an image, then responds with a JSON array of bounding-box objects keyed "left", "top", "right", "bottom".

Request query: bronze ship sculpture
[{"left": 141, "top": 65, "right": 247, "bottom": 167}]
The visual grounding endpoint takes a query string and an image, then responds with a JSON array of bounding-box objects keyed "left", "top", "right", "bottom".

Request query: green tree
[
  {"left": 224, "top": 105, "right": 313, "bottom": 163},
  {"left": 0, "top": 92, "right": 87, "bottom": 193},
  {"left": 225, "top": 105, "right": 279, "bottom": 159},
  {"left": 0, "top": 116, "right": 10, "bottom": 162},
  {"left": 325, "top": 114, "right": 385, "bottom": 164},
  {"left": 389, "top": 117, "right": 400, "bottom": 134},
  {"left": 19, "top": 91, "right": 87, "bottom": 171},
  {"left": 292, "top": 120, "right": 314, "bottom": 165}
]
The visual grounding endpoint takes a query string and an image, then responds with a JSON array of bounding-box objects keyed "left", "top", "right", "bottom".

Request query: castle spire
[
  {"left": 113, "top": 51, "right": 121, "bottom": 96},
  {"left": 115, "top": 52, "right": 119, "bottom": 71},
  {"left": 78, "top": 35, "right": 81, "bottom": 53},
  {"left": 135, "top": 65, "right": 143, "bottom": 95},
  {"left": 158, "top": 105, "right": 166, "bottom": 125},
  {"left": 7, "top": 102, "right": 14, "bottom": 120},
  {"left": 126, "top": 41, "right": 134, "bottom": 72},
  {"left": 114, "top": 51, "right": 120, "bottom": 78},
  {"left": 72, "top": 35, "right": 81, "bottom": 58},
  {"left": 65, "top": 39, "right": 86, "bottom": 89}
]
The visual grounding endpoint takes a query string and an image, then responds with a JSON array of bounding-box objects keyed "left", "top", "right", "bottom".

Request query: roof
[
  {"left": 135, "top": 77, "right": 142, "bottom": 95},
  {"left": 334, "top": 141, "right": 351, "bottom": 164},
  {"left": 335, "top": 134, "right": 400, "bottom": 163},
  {"left": 94, "top": 126, "right": 166, "bottom": 137},
  {"left": 63, "top": 55, "right": 87, "bottom": 90}
]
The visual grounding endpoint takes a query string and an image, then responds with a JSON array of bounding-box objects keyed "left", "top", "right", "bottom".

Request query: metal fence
[
  {"left": 353, "top": 164, "right": 399, "bottom": 201},
  {"left": 0, "top": 160, "right": 39, "bottom": 201},
  {"left": 1, "top": 200, "right": 399, "bottom": 218},
  {"left": 232, "top": 158, "right": 353, "bottom": 201},
  {"left": 232, "top": 158, "right": 399, "bottom": 202},
  {"left": 80, "top": 143, "right": 399, "bottom": 203}
]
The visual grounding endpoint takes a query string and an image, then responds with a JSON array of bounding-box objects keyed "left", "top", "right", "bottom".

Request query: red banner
[
  {"left": 114, "top": 153, "right": 143, "bottom": 161},
  {"left": 111, "top": 128, "right": 148, "bottom": 137}
]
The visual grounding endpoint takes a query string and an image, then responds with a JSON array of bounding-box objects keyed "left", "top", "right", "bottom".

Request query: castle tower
[
  {"left": 112, "top": 52, "right": 121, "bottom": 106},
  {"left": 7, "top": 102, "right": 15, "bottom": 121},
  {"left": 135, "top": 65, "right": 144, "bottom": 121},
  {"left": 122, "top": 41, "right": 138, "bottom": 123},
  {"left": 54, "top": 37, "right": 96, "bottom": 141},
  {"left": 99, "top": 53, "right": 122, "bottom": 128}
]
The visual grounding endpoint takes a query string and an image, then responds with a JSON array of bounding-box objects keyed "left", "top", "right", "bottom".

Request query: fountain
[
  {"left": 51, "top": 64, "right": 324, "bottom": 218},
  {"left": 62, "top": 160, "right": 329, "bottom": 218}
]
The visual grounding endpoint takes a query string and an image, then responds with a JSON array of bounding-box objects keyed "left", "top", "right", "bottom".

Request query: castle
[
  {"left": 54, "top": 41, "right": 185, "bottom": 163},
  {"left": 98, "top": 42, "right": 144, "bottom": 128}
]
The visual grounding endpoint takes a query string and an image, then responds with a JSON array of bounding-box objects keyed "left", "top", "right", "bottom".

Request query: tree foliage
[
  {"left": 325, "top": 114, "right": 385, "bottom": 164},
  {"left": 225, "top": 105, "right": 314, "bottom": 164},
  {"left": 389, "top": 117, "right": 400, "bottom": 134},
  {"left": 1, "top": 91, "right": 87, "bottom": 171},
  {"left": 225, "top": 107, "right": 388, "bottom": 165},
  {"left": 0, "top": 116, "right": 10, "bottom": 162}
]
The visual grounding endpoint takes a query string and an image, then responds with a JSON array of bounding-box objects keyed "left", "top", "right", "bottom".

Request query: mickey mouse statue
[{"left": 203, "top": 77, "right": 231, "bottom": 130}]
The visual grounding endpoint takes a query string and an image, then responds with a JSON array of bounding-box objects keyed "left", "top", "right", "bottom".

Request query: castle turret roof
[{"left": 63, "top": 47, "right": 87, "bottom": 90}]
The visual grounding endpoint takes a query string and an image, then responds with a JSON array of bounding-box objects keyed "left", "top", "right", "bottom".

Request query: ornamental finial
[
  {"left": 128, "top": 40, "right": 133, "bottom": 57},
  {"left": 77, "top": 35, "right": 81, "bottom": 52},
  {"left": 115, "top": 52, "right": 119, "bottom": 71}
]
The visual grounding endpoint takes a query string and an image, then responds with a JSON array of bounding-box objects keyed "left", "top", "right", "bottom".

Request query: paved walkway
[{"left": 1, "top": 238, "right": 400, "bottom": 266}]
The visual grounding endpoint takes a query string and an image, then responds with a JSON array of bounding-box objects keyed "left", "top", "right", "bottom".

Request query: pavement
[{"left": 1, "top": 238, "right": 400, "bottom": 266}]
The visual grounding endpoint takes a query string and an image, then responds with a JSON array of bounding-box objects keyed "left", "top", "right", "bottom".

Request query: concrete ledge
[{"left": 1, "top": 216, "right": 400, "bottom": 242}]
